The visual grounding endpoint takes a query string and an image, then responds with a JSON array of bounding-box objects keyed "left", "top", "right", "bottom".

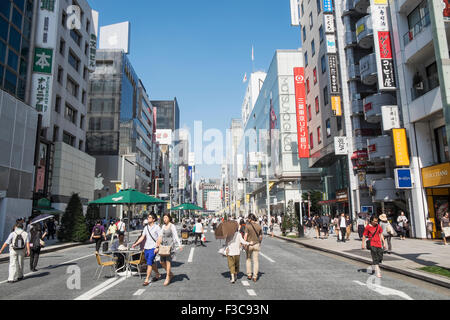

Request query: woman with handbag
[
  {"left": 158, "top": 213, "right": 183, "bottom": 286},
  {"left": 362, "top": 215, "right": 386, "bottom": 278},
  {"left": 397, "top": 211, "right": 408, "bottom": 240},
  {"left": 441, "top": 211, "right": 450, "bottom": 245},
  {"left": 379, "top": 214, "right": 395, "bottom": 254},
  {"left": 29, "top": 223, "right": 47, "bottom": 272}
]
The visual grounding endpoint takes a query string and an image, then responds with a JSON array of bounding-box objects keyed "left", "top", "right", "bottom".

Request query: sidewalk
[
  {"left": 272, "top": 226, "right": 450, "bottom": 289},
  {"left": 0, "top": 230, "right": 144, "bottom": 263}
]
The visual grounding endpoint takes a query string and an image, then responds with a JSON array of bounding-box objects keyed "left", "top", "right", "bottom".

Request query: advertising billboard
[
  {"left": 293, "top": 67, "right": 309, "bottom": 158},
  {"left": 392, "top": 128, "right": 410, "bottom": 166},
  {"left": 99, "top": 22, "right": 131, "bottom": 54}
]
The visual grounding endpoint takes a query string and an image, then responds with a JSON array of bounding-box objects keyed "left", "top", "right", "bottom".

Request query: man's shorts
[{"left": 144, "top": 248, "right": 156, "bottom": 266}]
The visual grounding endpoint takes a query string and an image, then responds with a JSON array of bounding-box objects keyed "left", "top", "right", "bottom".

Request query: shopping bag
[{"left": 202, "top": 234, "right": 206, "bottom": 242}]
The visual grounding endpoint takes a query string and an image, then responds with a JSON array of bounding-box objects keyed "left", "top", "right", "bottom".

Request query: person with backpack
[
  {"left": 0, "top": 223, "right": 30, "bottom": 283},
  {"left": 244, "top": 214, "right": 263, "bottom": 282},
  {"left": 29, "top": 223, "right": 47, "bottom": 272},
  {"left": 90, "top": 220, "right": 106, "bottom": 253}
]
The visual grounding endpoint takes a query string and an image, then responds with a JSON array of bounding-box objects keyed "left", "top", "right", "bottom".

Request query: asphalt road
[{"left": 0, "top": 226, "right": 449, "bottom": 301}]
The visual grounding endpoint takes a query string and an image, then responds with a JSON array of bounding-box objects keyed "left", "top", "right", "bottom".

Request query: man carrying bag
[{"left": 244, "top": 214, "right": 263, "bottom": 282}]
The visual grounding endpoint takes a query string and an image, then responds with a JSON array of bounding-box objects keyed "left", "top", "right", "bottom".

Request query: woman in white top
[
  {"left": 158, "top": 213, "right": 183, "bottom": 286},
  {"left": 397, "top": 211, "right": 408, "bottom": 240},
  {"left": 194, "top": 218, "right": 205, "bottom": 247},
  {"left": 224, "top": 222, "right": 252, "bottom": 284}
]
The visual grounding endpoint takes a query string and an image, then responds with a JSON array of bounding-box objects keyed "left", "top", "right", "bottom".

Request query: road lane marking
[
  {"left": 242, "top": 281, "right": 250, "bottom": 287},
  {"left": 353, "top": 280, "right": 413, "bottom": 300},
  {"left": 133, "top": 289, "right": 146, "bottom": 296},
  {"left": 0, "top": 253, "right": 94, "bottom": 285},
  {"left": 260, "top": 252, "right": 275, "bottom": 263},
  {"left": 75, "top": 277, "right": 126, "bottom": 300},
  {"left": 188, "top": 248, "right": 195, "bottom": 263},
  {"left": 247, "top": 289, "right": 257, "bottom": 296}
]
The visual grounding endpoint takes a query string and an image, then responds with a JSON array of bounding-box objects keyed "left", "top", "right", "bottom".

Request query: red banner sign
[{"left": 294, "top": 67, "right": 309, "bottom": 158}]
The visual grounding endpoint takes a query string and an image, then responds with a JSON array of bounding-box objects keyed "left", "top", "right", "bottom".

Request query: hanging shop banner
[
  {"left": 331, "top": 96, "right": 342, "bottom": 116},
  {"left": 392, "top": 128, "right": 410, "bottom": 167},
  {"left": 323, "top": 0, "right": 333, "bottom": 13},
  {"left": 326, "top": 34, "right": 337, "bottom": 54},
  {"left": 328, "top": 55, "right": 340, "bottom": 94},
  {"left": 293, "top": 67, "right": 309, "bottom": 158},
  {"left": 381, "top": 105, "right": 400, "bottom": 131},
  {"left": 395, "top": 168, "right": 413, "bottom": 189},
  {"left": 89, "top": 10, "right": 99, "bottom": 71},
  {"left": 31, "top": 74, "right": 53, "bottom": 118},
  {"left": 334, "top": 136, "right": 349, "bottom": 155},
  {"left": 371, "top": 0, "right": 396, "bottom": 90},
  {"left": 290, "top": 0, "right": 300, "bottom": 26},
  {"left": 324, "top": 14, "right": 335, "bottom": 33}
]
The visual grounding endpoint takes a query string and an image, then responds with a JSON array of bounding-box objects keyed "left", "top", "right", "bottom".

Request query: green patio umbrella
[
  {"left": 170, "top": 203, "right": 205, "bottom": 211},
  {"left": 89, "top": 189, "right": 166, "bottom": 241}
]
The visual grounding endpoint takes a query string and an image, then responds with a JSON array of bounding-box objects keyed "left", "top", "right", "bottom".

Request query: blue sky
[{"left": 90, "top": 0, "right": 301, "bottom": 179}]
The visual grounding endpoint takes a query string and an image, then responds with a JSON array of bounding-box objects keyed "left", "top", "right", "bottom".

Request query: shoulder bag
[
  {"left": 366, "top": 225, "right": 379, "bottom": 251},
  {"left": 250, "top": 222, "right": 263, "bottom": 244},
  {"left": 158, "top": 226, "right": 172, "bottom": 257}
]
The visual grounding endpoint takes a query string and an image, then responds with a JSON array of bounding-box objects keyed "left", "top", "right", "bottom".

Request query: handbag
[
  {"left": 158, "top": 245, "right": 172, "bottom": 257},
  {"left": 218, "top": 247, "right": 228, "bottom": 257},
  {"left": 442, "top": 226, "right": 450, "bottom": 237},
  {"left": 40, "top": 239, "right": 45, "bottom": 247}
]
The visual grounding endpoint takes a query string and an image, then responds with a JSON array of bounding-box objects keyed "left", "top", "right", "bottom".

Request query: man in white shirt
[
  {"left": 339, "top": 213, "right": 347, "bottom": 243},
  {"left": 116, "top": 218, "right": 126, "bottom": 236},
  {"left": 0, "top": 223, "right": 30, "bottom": 283},
  {"left": 132, "top": 213, "right": 162, "bottom": 286},
  {"left": 194, "top": 218, "right": 205, "bottom": 247}
]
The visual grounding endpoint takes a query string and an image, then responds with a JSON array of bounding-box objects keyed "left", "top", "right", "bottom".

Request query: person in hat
[{"left": 379, "top": 214, "right": 394, "bottom": 254}]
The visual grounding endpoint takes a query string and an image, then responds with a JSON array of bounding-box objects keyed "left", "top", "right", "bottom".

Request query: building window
[
  {"left": 323, "top": 86, "right": 329, "bottom": 106},
  {"left": 337, "top": 116, "right": 342, "bottom": 131},
  {"left": 321, "top": 55, "right": 326, "bottom": 73},
  {"left": 315, "top": 96, "right": 320, "bottom": 113},
  {"left": 326, "top": 119, "right": 331, "bottom": 137},
  {"left": 84, "top": 41, "right": 89, "bottom": 56},
  {"left": 55, "top": 95, "right": 61, "bottom": 113},
  {"left": 302, "top": 26, "right": 306, "bottom": 42},
  {"left": 311, "top": 40, "right": 315, "bottom": 57},
  {"left": 70, "top": 29, "right": 82, "bottom": 46},
  {"left": 317, "top": 0, "right": 321, "bottom": 14},
  {"left": 62, "top": 131, "right": 75, "bottom": 147},
  {"left": 435, "top": 126, "right": 450, "bottom": 163},
  {"left": 309, "top": 13, "right": 313, "bottom": 29},
  {"left": 310, "top": 132, "right": 314, "bottom": 149},
  {"left": 82, "top": 89, "right": 86, "bottom": 105},
  {"left": 307, "top": 105, "right": 312, "bottom": 121},
  {"left": 53, "top": 125, "right": 59, "bottom": 142},
  {"left": 317, "top": 126, "right": 322, "bottom": 144},
  {"left": 79, "top": 140, "right": 83, "bottom": 150},
  {"left": 57, "top": 66, "right": 63, "bottom": 84},
  {"left": 426, "top": 62, "right": 439, "bottom": 91},
  {"left": 66, "top": 76, "right": 79, "bottom": 98},
  {"left": 86, "top": 19, "right": 90, "bottom": 33},
  {"left": 319, "top": 26, "right": 324, "bottom": 43},
  {"left": 306, "top": 78, "right": 310, "bottom": 94},
  {"left": 64, "top": 103, "right": 77, "bottom": 124},
  {"left": 62, "top": 11, "right": 67, "bottom": 27},
  {"left": 313, "top": 68, "right": 317, "bottom": 84},
  {"left": 80, "top": 114, "right": 85, "bottom": 129},
  {"left": 59, "top": 38, "right": 65, "bottom": 56},
  {"left": 68, "top": 50, "right": 80, "bottom": 72},
  {"left": 304, "top": 51, "right": 308, "bottom": 67}
]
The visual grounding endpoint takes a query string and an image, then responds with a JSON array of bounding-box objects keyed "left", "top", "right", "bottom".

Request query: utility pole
[{"left": 265, "top": 153, "right": 271, "bottom": 223}]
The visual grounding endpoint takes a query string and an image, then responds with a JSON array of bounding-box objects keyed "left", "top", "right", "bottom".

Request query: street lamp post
[{"left": 120, "top": 154, "right": 136, "bottom": 220}]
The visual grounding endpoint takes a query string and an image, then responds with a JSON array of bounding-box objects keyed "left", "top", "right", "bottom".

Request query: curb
[{"left": 274, "top": 234, "right": 450, "bottom": 289}]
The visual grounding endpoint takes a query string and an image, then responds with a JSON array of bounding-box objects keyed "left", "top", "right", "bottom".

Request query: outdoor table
[{"left": 107, "top": 249, "right": 142, "bottom": 277}]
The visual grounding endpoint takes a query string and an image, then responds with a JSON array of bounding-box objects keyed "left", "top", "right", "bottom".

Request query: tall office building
[
  {"left": 31, "top": 0, "right": 98, "bottom": 211},
  {"left": 298, "top": 0, "right": 355, "bottom": 217},
  {"left": 0, "top": 0, "right": 38, "bottom": 241}
]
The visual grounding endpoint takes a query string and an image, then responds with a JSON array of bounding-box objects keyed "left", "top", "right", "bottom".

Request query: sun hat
[{"left": 379, "top": 214, "right": 388, "bottom": 222}]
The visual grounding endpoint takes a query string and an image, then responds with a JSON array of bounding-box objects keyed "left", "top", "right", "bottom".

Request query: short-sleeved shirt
[
  {"left": 245, "top": 222, "right": 262, "bottom": 243},
  {"left": 143, "top": 224, "right": 162, "bottom": 250},
  {"left": 442, "top": 217, "right": 450, "bottom": 228},
  {"left": 92, "top": 225, "right": 105, "bottom": 235},
  {"left": 6, "top": 229, "right": 29, "bottom": 246},
  {"left": 363, "top": 224, "right": 383, "bottom": 248},
  {"left": 194, "top": 223, "right": 203, "bottom": 234}
]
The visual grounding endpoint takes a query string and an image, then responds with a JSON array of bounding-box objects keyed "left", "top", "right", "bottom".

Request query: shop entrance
[{"left": 425, "top": 188, "right": 450, "bottom": 239}]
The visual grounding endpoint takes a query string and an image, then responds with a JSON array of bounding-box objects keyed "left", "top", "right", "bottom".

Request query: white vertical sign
[
  {"left": 290, "top": 0, "right": 300, "bottom": 26},
  {"left": 326, "top": 34, "right": 337, "bottom": 53},
  {"left": 381, "top": 105, "right": 400, "bottom": 131},
  {"left": 334, "top": 137, "right": 349, "bottom": 155}
]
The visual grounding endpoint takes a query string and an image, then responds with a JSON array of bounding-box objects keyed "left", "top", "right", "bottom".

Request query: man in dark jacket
[{"left": 321, "top": 214, "right": 330, "bottom": 239}]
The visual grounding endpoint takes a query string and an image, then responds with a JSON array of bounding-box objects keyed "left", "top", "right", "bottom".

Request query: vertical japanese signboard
[
  {"left": 392, "top": 128, "right": 410, "bottom": 166},
  {"left": 31, "top": 0, "right": 60, "bottom": 127},
  {"left": 371, "top": 0, "right": 396, "bottom": 90},
  {"left": 294, "top": 67, "right": 309, "bottom": 158}
]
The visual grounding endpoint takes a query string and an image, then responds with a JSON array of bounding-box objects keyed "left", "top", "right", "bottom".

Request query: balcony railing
[
  {"left": 403, "top": 13, "right": 431, "bottom": 46},
  {"left": 411, "top": 75, "right": 439, "bottom": 101}
]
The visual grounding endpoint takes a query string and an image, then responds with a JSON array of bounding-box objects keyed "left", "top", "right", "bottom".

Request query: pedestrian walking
[
  {"left": 379, "top": 214, "right": 395, "bottom": 254},
  {"left": 224, "top": 224, "right": 252, "bottom": 284},
  {"left": 90, "top": 220, "right": 106, "bottom": 253},
  {"left": 29, "top": 223, "right": 47, "bottom": 272},
  {"left": 106, "top": 220, "right": 117, "bottom": 243},
  {"left": 426, "top": 216, "right": 434, "bottom": 239},
  {"left": 313, "top": 215, "right": 322, "bottom": 239},
  {"left": 244, "top": 214, "right": 263, "bottom": 282},
  {"left": 46, "top": 218, "right": 56, "bottom": 240},
  {"left": 321, "top": 214, "right": 330, "bottom": 239},
  {"left": 158, "top": 213, "right": 183, "bottom": 286},
  {"left": 357, "top": 214, "right": 367, "bottom": 240},
  {"left": 270, "top": 217, "right": 275, "bottom": 238},
  {"left": 239, "top": 219, "right": 246, "bottom": 238},
  {"left": 397, "top": 211, "right": 408, "bottom": 240},
  {"left": 132, "top": 213, "right": 162, "bottom": 286},
  {"left": 338, "top": 213, "right": 348, "bottom": 242},
  {"left": 116, "top": 218, "right": 126, "bottom": 236},
  {"left": 194, "top": 218, "right": 206, "bottom": 247},
  {"left": 345, "top": 214, "right": 351, "bottom": 241},
  {"left": 440, "top": 211, "right": 450, "bottom": 245},
  {"left": 0, "top": 223, "right": 30, "bottom": 283},
  {"left": 362, "top": 216, "right": 387, "bottom": 278},
  {"left": 262, "top": 219, "right": 268, "bottom": 235}
]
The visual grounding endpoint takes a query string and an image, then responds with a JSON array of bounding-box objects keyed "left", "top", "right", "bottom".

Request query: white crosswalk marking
[
  {"left": 247, "top": 289, "right": 257, "bottom": 296},
  {"left": 353, "top": 280, "right": 413, "bottom": 300},
  {"left": 260, "top": 252, "right": 275, "bottom": 263},
  {"left": 75, "top": 277, "right": 126, "bottom": 300},
  {"left": 242, "top": 281, "right": 250, "bottom": 287},
  {"left": 133, "top": 289, "right": 146, "bottom": 295},
  {"left": 188, "top": 248, "right": 195, "bottom": 263}
]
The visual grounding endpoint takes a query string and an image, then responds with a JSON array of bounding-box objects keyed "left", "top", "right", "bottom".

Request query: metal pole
[
  {"left": 265, "top": 153, "right": 271, "bottom": 223},
  {"left": 120, "top": 155, "right": 125, "bottom": 220}
]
